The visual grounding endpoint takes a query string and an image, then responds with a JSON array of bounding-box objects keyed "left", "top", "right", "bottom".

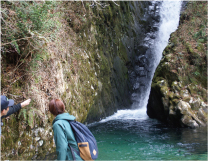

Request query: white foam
[{"left": 100, "top": 108, "right": 148, "bottom": 123}]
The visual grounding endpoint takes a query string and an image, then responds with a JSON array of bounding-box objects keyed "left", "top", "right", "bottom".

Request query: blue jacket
[{"left": 52, "top": 113, "right": 83, "bottom": 160}]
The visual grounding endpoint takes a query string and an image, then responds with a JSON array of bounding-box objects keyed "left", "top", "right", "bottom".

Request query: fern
[
  {"left": 27, "top": 110, "right": 34, "bottom": 128},
  {"left": 18, "top": 109, "right": 27, "bottom": 120}
]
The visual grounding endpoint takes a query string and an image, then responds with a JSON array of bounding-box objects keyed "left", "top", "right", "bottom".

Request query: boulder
[
  {"left": 176, "top": 100, "right": 206, "bottom": 127},
  {"left": 200, "top": 101, "right": 208, "bottom": 113},
  {"left": 189, "top": 98, "right": 201, "bottom": 111},
  {"left": 176, "top": 100, "right": 191, "bottom": 115},
  {"left": 181, "top": 115, "right": 199, "bottom": 128},
  {"left": 197, "top": 107, "right": 207, "bottom": 124}
]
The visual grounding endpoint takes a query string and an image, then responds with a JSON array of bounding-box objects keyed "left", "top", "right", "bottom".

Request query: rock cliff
[
  {"left": 147, "top": 1, "right": 207, "bottom": 128},
  {"left": 1, "top": 1, "right": 160, "bottom": 159}
]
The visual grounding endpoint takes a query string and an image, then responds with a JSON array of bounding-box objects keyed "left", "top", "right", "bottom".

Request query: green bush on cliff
[
  {"left": 1, "top": 1, "right": 60, "bottom": 59},
  {"left": 155, "top": 1, "right": 207, "bottom": 90},
  {"left": 150, "top": 2, "right": 207, "bottom": 127}
]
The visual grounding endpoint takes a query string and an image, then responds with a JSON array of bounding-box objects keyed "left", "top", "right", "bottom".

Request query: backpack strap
[{"left": 68, "top": 120, "right": 80, "bottom": 160}]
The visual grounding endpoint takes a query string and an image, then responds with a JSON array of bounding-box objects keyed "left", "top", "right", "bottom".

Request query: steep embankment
[
  {"left": 1, "top": 1, "right": 153, "bottom": 160},
  {"left": 147, "top": 1, "right": 207, "bottom": 128},
  {"left": 1, "top": 1, "right": 129, "bottom": 159}
]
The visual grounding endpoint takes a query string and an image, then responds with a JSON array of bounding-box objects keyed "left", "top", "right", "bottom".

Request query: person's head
[
  {"left": 49, "top": 99, "right": 65, "bottom": 116},
  {"left": 1, "top": 95, "right": 14, "bottom": 116}
]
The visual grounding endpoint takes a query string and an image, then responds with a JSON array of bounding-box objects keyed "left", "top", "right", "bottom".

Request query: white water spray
[
  {"left": 154, "top": 0, "right": 182, "bottom": 66},
  {"left": 100, "top": 108, "right": 148, "bottom": 122},
  {"left": 100, "top": 1, "right": 182, "bottom": 123}
]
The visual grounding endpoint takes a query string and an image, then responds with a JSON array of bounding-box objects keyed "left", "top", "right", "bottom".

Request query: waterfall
[
  {"left": 100, "top": 1, "right": 182, "bottom": 122},
  {"left": 154, "top": 0, "right": 183, "bottom": 67}
]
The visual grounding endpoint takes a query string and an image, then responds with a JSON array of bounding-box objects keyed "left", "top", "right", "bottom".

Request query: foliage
[
  {"left": 158, "top": 1, "right": 207, "bottom": 89},
  {"left": 1, "top": 1, "right": 61, "bottom": 60}
]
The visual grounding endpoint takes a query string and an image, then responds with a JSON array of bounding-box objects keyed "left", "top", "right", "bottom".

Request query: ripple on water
[{"left": 89, "top": 118, "right": 207, "bottom": 160}]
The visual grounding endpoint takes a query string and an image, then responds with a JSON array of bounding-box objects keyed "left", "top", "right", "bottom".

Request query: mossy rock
[
  {"left": 155, "top": 62, "right": 179, "bottom": 85},
  {"left": 190, "top": 98, "right": 201, "bottom": 111},
  {"left": 171, "top": 81, "right": 181, "bottom": 92},
  {"left": 181, "top": 114, "right": 199, "bottom": 128},
  {"left": 197, "top": 107, "right": 207, "bottom": 123},
  {"left": 160, "top": 86, "right": 169, "bottom": 97},
  {"left": 168, "top": 91, "right": 175, "bottom": 99},
  {"left": 157, "top": 79, "right": 168, "bottom": 87},
  {"left": 163, "top": 53, "right": 175, "bottom": 62},
  {"left": 180, "top": 89, "right": 190, "bottom": 99},
  {"left": 183, "top": 96, "right": 191, "bottom": 103},
  {"left": 187, "top": 84, "right": 198, "bottom": 95},
  {"left": 176, "top": 100, "right": 192, "bottom": 115}
]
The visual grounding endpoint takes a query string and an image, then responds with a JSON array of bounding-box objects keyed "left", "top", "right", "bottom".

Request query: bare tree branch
[
  {"left": 81, "top": 0, "right": 87, "bottom": 12},
  {"left": 90, "top": 0, "right": 109, "bottom": 9},
  {"left": 1, "top": 37, "right": 33, "bottom": 46},
  {"left": 112, "top": 0, "right": 119, "bottom": 6}
]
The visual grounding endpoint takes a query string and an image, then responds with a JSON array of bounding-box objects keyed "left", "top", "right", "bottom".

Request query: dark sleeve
[{"left": 1, "top": 103, "right": 22, "bottom": 119}]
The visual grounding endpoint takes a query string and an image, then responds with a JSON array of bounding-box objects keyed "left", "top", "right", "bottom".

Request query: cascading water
[
  {"left": 101, "top": 1, "right": 182, "bottom": 122},
  {"left": 153, "top": 0, "right": 183, "bottom": 67},
  {"left": 89, "top": 2, "right": 207, "bottom": 160}
]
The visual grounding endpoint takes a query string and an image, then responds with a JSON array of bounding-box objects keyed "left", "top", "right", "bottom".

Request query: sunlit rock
[
  {"left": 176, "top": 100, "right": 191, "bottom": 115},
  {"left": 200, "top": 101, "right": 208, "bottom": 113},
  {"left": 176, "top": 100, "right": 206, "bottom": 127},
  {"left": 190, "top": 98, "right": 201, "bottom": 111},
  {"left": 197, "top": 108, "right": 207, "bottom": 123},
  {"left": 181, "top": 115, "right": 199, "bottom": 128}
]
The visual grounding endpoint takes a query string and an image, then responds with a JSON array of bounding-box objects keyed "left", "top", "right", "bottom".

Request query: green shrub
[{"left": 1, "top": 1, "right": 61, "bottom": 58}]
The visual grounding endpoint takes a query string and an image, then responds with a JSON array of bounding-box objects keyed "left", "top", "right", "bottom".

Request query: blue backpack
[{"left": 68, "top": 121, "right": 98, "bottom": 161}]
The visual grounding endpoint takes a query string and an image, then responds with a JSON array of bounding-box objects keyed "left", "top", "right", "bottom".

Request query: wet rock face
[
  {"left": 147, "top": 1, "right": 207, "bottom": 129},
  {"left": 147, "top": 79, "right": 207, "bottom": 128},
  {"left": 87, "top": 1, "right": 163, "bottom": 121},
  {"left": 126, "top": 1, "right": 162, "bottom": 108}
]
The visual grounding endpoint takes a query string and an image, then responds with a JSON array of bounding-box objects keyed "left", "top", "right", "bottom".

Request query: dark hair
[{"left": 49, "top": 99, "right": 65, "bottom": 116}]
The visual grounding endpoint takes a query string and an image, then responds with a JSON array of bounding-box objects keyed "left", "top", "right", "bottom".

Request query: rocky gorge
[
  {"left": 1, "top": 1, "right": 207, "bottom": 160},
  {"left": 147, "top": 1, "right": 207, "bottom": 128}
]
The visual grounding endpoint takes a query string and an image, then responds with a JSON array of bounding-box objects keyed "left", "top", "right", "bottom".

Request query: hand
[{"left": 21, "top": 99, "right": 31, "bottom": 108}]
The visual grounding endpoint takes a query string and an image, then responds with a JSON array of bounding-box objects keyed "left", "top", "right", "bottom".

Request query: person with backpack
[{"left": 49, "top": 99, "right": 83, "bottom": 160}]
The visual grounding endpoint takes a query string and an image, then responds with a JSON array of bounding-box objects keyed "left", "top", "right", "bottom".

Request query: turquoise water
[{"left": 89, "top": 118, "right": 207, "bottom": 160}]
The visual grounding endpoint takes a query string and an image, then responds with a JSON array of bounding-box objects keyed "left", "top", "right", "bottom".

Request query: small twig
[
  {"left": 90, "top": 0, "right": 109, "bottom": 9},
  {"left": 1, "top": 37, "right": 33, "bottom": 46},
  {"left": 6, "top": 93, "right": 22, "bottom": 98},
  {"left": 95, "top": 1, "right": 109, "bottom": 8},
  {"left": 14, "top": 43, "right": 30, "bottom": 70},
  {"left": 1, "top": 16, "right": 14, "bottom": 31},
  {"left": 9, "top": 74, "right": 26, "bottom": 86},
  {"left": 12, "top": 48, "right": 35, "bottom": 73},
  {"left": 81, "top": 0, "right": 87, "bottom": 12},
  {"left": 112, "top": 0, "right": 119, "bottom": 6},
  {"left": 89, "top": 2, "right": 95, "bottom": 8}
]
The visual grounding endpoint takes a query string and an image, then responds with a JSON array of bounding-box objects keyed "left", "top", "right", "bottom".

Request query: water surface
[{"left": 89, "top": 116, "right": 207, "bottom": 160}]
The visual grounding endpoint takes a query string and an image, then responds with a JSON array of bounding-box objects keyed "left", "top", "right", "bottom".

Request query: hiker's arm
[
  {"left": 1, "top": 99, "right": 31, "bottom": 119},
  {"left": 20, "top": 99, "right": 31, "bottom": 108},
  {"left": 1, "top": 103, "right": 21, "bottom": 118},
  {"left": 53, "top": 123, "right": 68, "bottom": 160}
]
